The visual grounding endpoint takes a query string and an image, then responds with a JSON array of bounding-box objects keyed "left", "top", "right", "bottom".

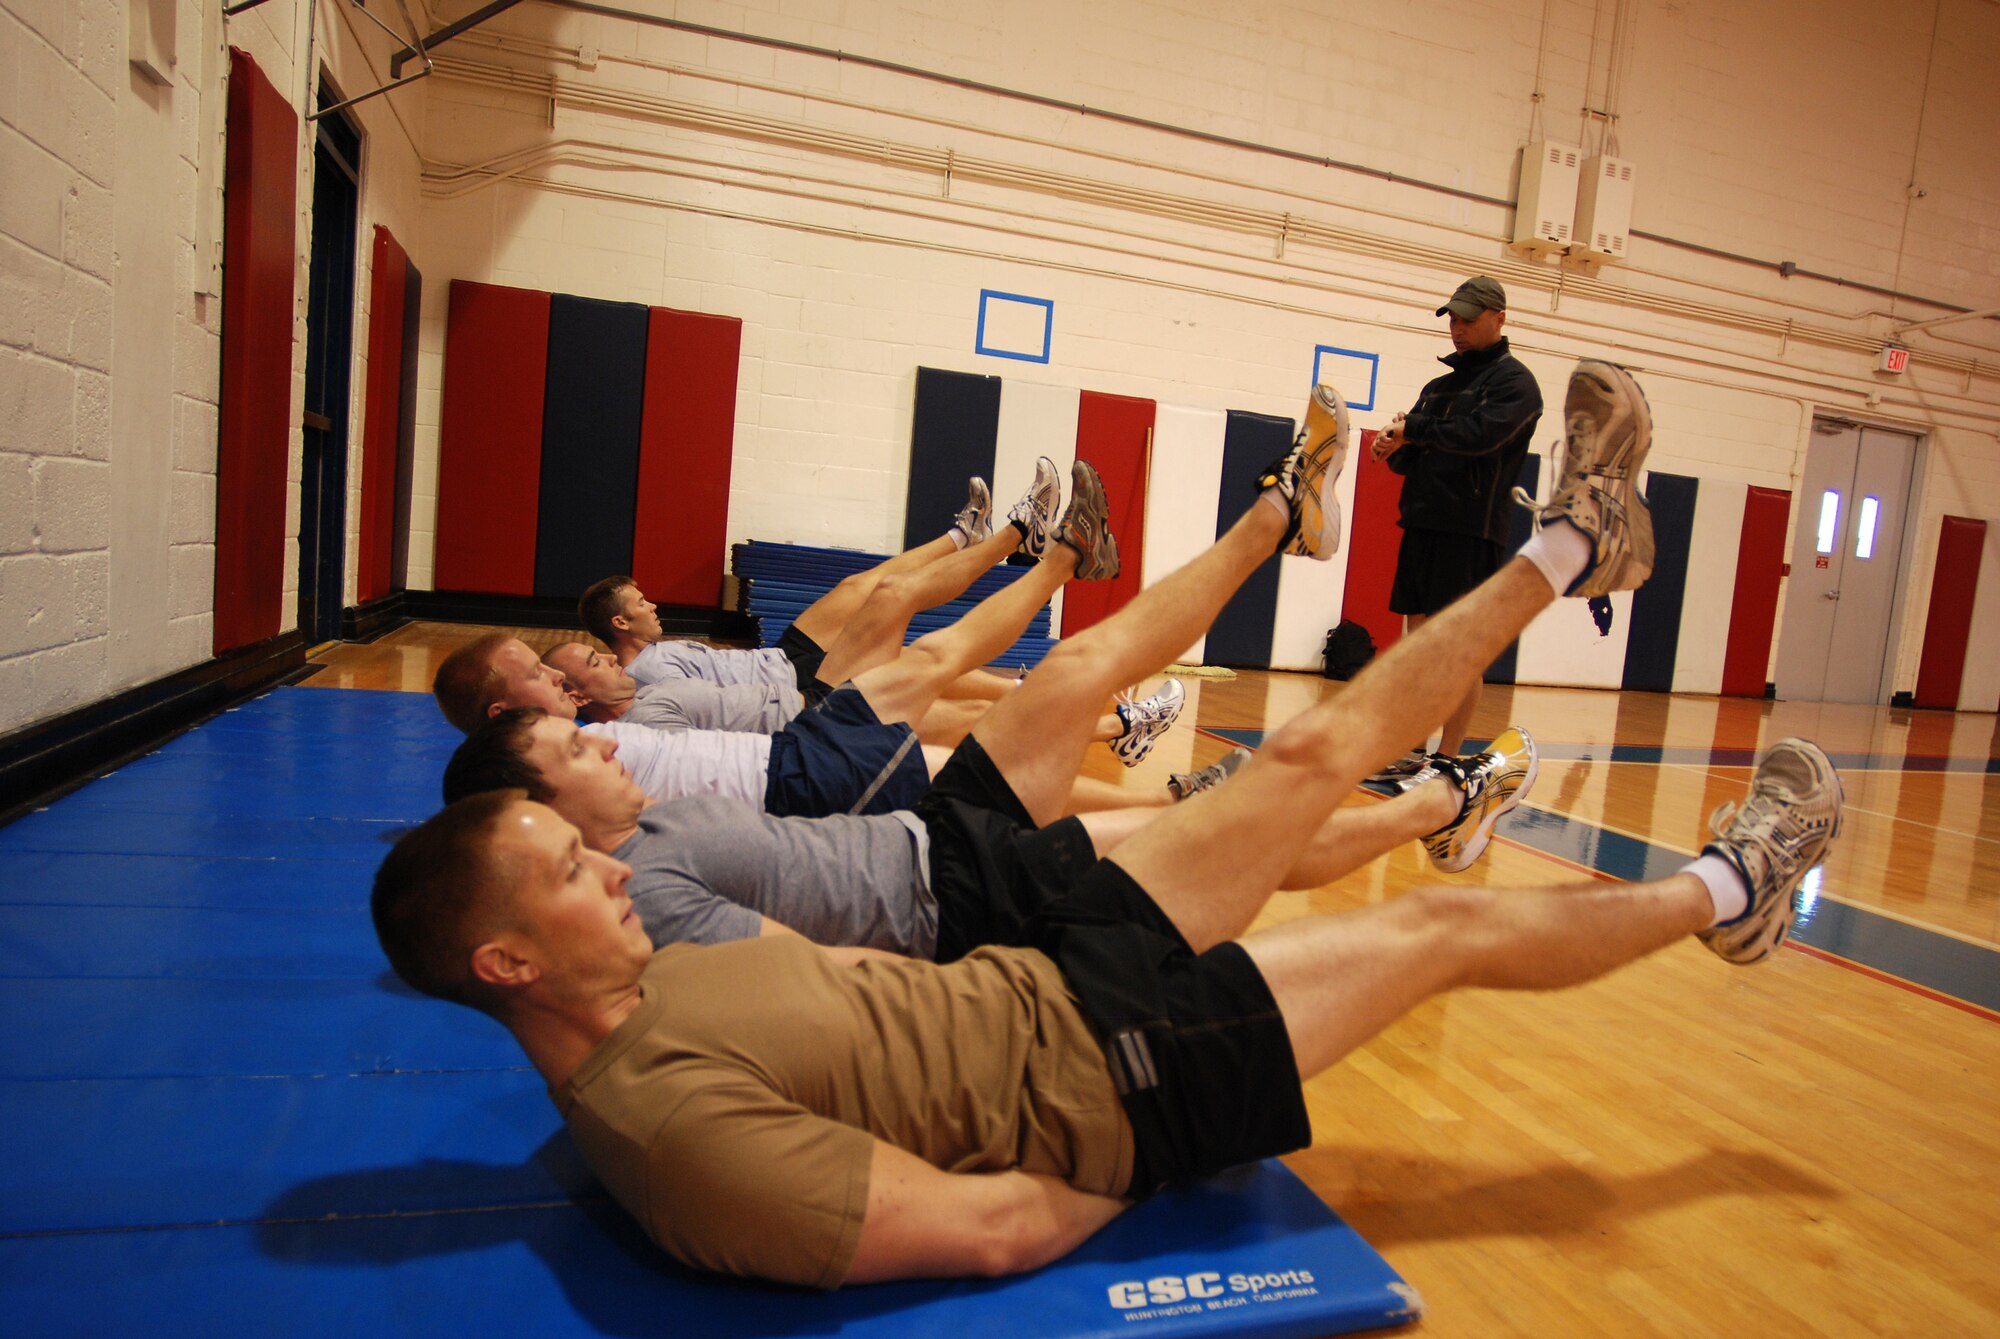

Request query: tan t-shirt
[{"left": 554, "top": 936, "right": 1135, "bottom": 1288}]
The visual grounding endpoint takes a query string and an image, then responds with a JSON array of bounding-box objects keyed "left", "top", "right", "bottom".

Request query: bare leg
[
  {"left": 1276, "top": 779, "right": 1458, "bottom": 890},
  {"left": 1243, "top": 873, "right": 1712, "bottom": 1078},
  {"left": 1105, "top": 558, "right": 1555, "bottom": 953},
  {"left": 1072, "top": 776, "right": 1459, "bottom": 887},
  {"left": 1405, "top": 611, "right": 1480, "bottom": 754},
  {"left": 939, "top": 668, "right": 1024, "bottom": 702},
  {"left": 915, "top": 698, "right": 986, "bottom": 748},
  {"left": 1062, "top": 775, "right": 1175, "bottom": 814},
  {"left": 970, "top": 505, "right": 1287, "bottom": 826},
  {"left": 790, "top": 534, "right": 962, "bottom": 647},
  {"left": 816, "top": 526, "right": 1028, "bottom": 688},
  {"left": 852, "top": 546, "right": 1081, "bottom": 727}
]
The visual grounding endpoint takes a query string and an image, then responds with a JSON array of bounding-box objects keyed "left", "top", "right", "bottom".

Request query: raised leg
[
  {"left": 1242, "top": 872, "right": 1712, "bottom": 1079},
  {"left": 815, "top": 525, "right": 1028, "bottom": 688},
  {"left": 971, "top": 505, "right": 1285, "bottom": 825}
]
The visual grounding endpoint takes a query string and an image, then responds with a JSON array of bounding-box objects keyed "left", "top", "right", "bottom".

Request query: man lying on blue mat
[
  {"left": 436, "top": 464, "right": 1184, "bottom": 820},
  {"left": 580, "top": 461, "right": 1067, "bottom": 710},
  {"left": 374, "top": 367, "right": 1843, "bottom": 1289},
  {"left": 539, "top": 638, "right": 1163, "bottom": 760},
  {"left": 434, "top": 468, "right": 1051, "bottom": 746}
]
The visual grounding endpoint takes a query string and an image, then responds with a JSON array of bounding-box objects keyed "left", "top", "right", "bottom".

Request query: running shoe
[
  {"left": 1008, "top": 456, "right": 1063, "bottom": 558},
  {"left": 1168, "top": 747, "right": 1251, "bottom": 801},
  {"left": 1255, "top": 383, "right": 1350, "bottom": 559},
  {"left": 1419, "top": 727, "right": 1538, "bottom": 872},
  {"left": 1514, "top": 359, "right": 1655, "bottom": 597},
  {"left": 1057, "top": 459, "right": 1120, "bottom": 579},
  {"left": 952, "top": 477, "right": 993, "bottom": 545},
  {"left": 1698, "top": 737, "right": 1844, "bottom": 965},
  {"left": 1110, "top": 678, "right": 1184, "bottom": 767}
]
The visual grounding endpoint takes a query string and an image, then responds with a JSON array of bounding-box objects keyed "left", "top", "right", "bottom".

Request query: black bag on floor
[{"left": 1322, "top": 620, "right": 1375, "bottom": 680}]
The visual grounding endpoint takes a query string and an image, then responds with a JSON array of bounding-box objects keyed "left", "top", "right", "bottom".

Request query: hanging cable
[
  {"left": 1527, "top": 0, "right": 1552, "bottom": 142},
  {"left": 1888, "top": 0, "right": 1944, "bottom": 321}
]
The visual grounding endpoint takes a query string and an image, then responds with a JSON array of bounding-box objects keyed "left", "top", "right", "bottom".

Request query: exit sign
[{"left": 1877, "top": 345, "right": 1910, "bottom": 374}]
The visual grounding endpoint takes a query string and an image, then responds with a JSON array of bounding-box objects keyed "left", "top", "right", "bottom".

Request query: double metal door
[{"left": 1773, "top": 419, "right": 1918, "bottom": 703}]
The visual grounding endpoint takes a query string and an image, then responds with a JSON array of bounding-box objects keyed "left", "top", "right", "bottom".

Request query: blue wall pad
[
  {"left": 904, "top": 365, "right": 1001, "bottom": 552},
  {"left": 1622, "top": 471, "right": 1695, "bottom": 692},
  {"left": 1204, "top": 411, "right": 1292, "bottom": 667},
  {"left": 537, "top": 294, "right": 649, "bottom": 598},
  {"left": 0, "top": 686, "right": 1416, "bottom": 1338},
  {"left": 1484, "top": 451, "right": 1541, "bottom": 685},
  {"left": 733, "top": 540, "right": 1059, "bottom": 669}
]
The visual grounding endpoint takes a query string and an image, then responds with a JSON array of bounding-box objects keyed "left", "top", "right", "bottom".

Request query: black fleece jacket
[{"left": 1387, "top": 336, "right": 1544, "bottom": 545}]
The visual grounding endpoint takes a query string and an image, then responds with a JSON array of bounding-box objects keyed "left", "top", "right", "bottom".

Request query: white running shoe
[
  {"left": 1008, "top": 456, "right": 1062, "bottom": 557},
  {"left": 1698, "top": 738, "right": 1844, "bottom": 965},
  {"left": 1110, "top": 678, "right": 1184, "bottom": 767}
]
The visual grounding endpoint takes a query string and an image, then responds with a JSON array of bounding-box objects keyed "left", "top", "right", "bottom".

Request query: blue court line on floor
[
  {"left": 1202, "top": 728, "right": 2000, "bottom": 774},
  {"left": 1203, "top": 728, "right": 2000, "bottom": 1015}
]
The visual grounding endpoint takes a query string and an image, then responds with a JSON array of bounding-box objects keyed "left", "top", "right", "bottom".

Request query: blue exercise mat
[{"left": 0, "top": 686, "right": 1418, "bottom": 1337}]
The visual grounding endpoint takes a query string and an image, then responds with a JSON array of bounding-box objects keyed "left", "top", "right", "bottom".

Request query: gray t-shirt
[
  {"left": 628, "top": 640, "right": 799, "bottom": 694},
  {"left": 620, "top": 678, "right": 801, "bottom": 734},
  {"left": 614, "top": 796, "right": 938, "bottom": 956}
]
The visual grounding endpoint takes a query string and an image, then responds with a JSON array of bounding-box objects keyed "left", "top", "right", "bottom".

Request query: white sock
[
  {"left": 946, "top": 526, "right": 970, "bottom": 550},
  {"left": 1258, "top": 486, "right": 1289, "bottom": 522},
  {"left": 1518, "top": 520, "right": 1593, "bottom": 595},
  {"left": 1682, "top": 852, "right": 1750, "bottom": 926}
]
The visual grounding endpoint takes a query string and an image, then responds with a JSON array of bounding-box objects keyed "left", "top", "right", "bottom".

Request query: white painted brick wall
[{"left": 8, "top": 0, "right": 2000, "bottom": 735}]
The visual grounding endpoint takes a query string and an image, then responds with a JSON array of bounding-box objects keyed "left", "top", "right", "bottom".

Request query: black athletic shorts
[
  {"left": 775, "top": 624, "right": 834, "bottom": 706},
  {"left": 917, "top": 736, "right": 1100, "bottom": 963},
  {"left": 915, "top": 741, "right": 1310, "bottom": 1195},
  {"left": 763, "top": 687, "right": 929, "bottom": 818},
  {"left": 1028, "top": 860, "right": 1312, "bottom": 1197},
  {"left": 1389, "top": 527, "right": 1505, "bottom": 617}
]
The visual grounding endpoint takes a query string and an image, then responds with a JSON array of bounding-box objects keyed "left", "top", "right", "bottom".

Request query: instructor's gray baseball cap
[{"left": 1436, "top": 276, "right": 1507, "bottom": 319}]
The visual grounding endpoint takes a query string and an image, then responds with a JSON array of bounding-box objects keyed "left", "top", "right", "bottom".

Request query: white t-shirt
[
  {"left": 628, "top": 640, "right": 799, "bottom": 694},
  {"left": 581, "top": 720, "right": 772, "bottom": 807}
]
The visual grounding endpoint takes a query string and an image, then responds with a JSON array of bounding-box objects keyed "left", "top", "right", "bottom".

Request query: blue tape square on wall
[
  {"left": 1313, "top": 346, "right": 1378, "bottom": 412},
  {"left": 976, "top": 289, "right": 1054, "bottom": 364}
]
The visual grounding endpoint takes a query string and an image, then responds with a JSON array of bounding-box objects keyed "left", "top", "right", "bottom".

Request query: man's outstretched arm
[{"left": 843, "top": 1141, "right": 1128, "bottom": 1284}]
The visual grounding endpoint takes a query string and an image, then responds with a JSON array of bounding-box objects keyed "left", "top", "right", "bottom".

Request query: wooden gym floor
[{"left": 307, "top": 622, "right": 2000, "bottom": 1338}]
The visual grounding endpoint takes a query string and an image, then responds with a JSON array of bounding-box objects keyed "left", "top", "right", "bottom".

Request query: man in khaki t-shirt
[
  {"left": 374, "top": 370, "right": 1842, "bottom": 1288},
  {"left": 558, "top": 938, "right": 1134, "bottom": 1287}
]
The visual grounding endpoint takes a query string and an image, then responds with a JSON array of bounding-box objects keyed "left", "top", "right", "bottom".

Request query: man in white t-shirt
[
  {"left": 435, "top": 463, "right": 1181, "bottom": 816},
  {"left": 543, "top": 637, "right": 1186, "bottom": 762}
]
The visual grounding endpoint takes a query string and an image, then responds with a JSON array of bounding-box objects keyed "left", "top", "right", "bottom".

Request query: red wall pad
[
  {"left": 1060, "top": 392, "right": 1156, "bottom": 636},
  {"left": 1915, "top": 515, "right": 1987, "bottom": 710},
  {"left": 434, "top": 281, "right": 552, "bottom": 595},
  {"left": 634, "top": 307, "right": 742, "bottom": 606},
  {"left": 213, "top": 49, "right": 298, "bottom": 655},
  {"left": 1340, "top": 428, "right": 1404, "bottom": 653},
  {"left": 356, "top": 227, "right": 409, "bottom": 604},
  {"left": 1721, "top": 485, "right": 1793, "bottom": 698}
]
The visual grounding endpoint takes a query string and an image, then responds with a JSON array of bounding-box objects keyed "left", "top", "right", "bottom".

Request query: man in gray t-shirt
[
  {"left": 546, "top": 642, "right": 799, "bottom": 734},
  {"left": 615, "top": 795, "right": 938, "bottom": 955}
]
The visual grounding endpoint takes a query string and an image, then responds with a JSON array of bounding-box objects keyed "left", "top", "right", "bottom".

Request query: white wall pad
[
  {"left": 995, "top": 379, "right": 1080, "bottom": 628},
  {"left": 1269, "top": 464, "right": 1359, "bottom": 671},
  {"left": 1671, "top": 480, "right": 1748, "bottom": 696},
  {"left": 1513, "top": 592, "right": 1634, "bottom": 690},
  {"left": 1141, "top": 403, "right": 1228, "bottom": 666}
]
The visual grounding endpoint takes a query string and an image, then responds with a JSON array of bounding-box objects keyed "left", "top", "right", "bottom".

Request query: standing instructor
[{"left": 1368, "top": 275, "right": 1543, "bottom": 783}]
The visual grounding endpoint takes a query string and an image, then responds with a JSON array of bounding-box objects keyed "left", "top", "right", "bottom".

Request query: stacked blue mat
[
  {"left": 0, "top": 685, "right": 1418, "bottom": 1336},
  {"left": 732, "top": 540, "right": 1061, "bottom": 670}
]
